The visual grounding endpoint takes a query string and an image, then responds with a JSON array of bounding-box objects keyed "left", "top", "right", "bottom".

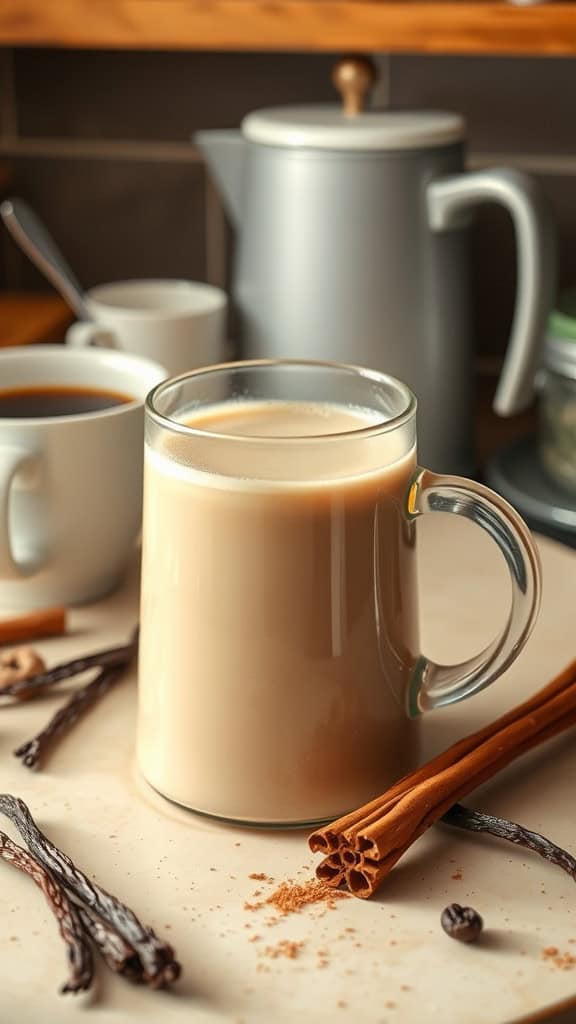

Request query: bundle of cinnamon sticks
[{"left": 309, "top": 657, "right": 576, "bottom": 898}]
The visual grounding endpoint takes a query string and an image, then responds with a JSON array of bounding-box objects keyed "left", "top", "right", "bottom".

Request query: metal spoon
[{"left": 0, "top": 197, "right": 91, "bottom": 320}]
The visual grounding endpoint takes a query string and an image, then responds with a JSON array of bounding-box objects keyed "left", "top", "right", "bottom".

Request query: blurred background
[
  {"left": 1, "top": 33, "right": 576, "bottom": 511},
  {"left": 2, "top": 50, "right": 575, "bottom": 371}
]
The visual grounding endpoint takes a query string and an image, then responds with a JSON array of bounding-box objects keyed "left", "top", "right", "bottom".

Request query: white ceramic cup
[
  {"left": 66, "top": 279, "right": 228, "bottom": 377},
  {"left": 0, "top": 344, "right": 166, "bottom": 609}
]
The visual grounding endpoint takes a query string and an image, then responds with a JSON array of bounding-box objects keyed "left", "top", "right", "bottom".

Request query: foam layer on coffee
[
  {"left": 148, "top": 399, "right": 414, "bottom": 488},
  {"left": 183, "top": 399, "right": 386, "bottom": 436}
]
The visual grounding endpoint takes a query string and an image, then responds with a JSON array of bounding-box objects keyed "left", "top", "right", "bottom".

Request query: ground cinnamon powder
[
  {"left": 542, "top": 947, "right": 576, "bottom": 969},
  {"left": 265, "top": 878, "right": 350, "bottom": 914},
  {"left": 263, "top": 939, "right": 304, "bottom": 960},
  {"left": 244, "top": 875, "right": 350, "bottom": 969}
]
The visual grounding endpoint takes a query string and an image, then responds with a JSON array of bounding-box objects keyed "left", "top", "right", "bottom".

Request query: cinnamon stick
[
  {"left": 344, "top": 705, "right": 576, "bottom": 896},
  {"left": 0, "top": 607, "right": 66, "bottom": 647},
  {"left": 309, "top": 657, "right": 576, "bottom": 898},
  {"left": 316, "top": 852, "right": 347, "bottom": 886},
  {"left": 310, "top": 657, "right": 576, "bottom": 855}
]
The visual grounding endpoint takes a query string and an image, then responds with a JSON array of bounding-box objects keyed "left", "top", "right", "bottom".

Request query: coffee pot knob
[{"left": 332, "top": 56, "right": 377, "bottom": 116}]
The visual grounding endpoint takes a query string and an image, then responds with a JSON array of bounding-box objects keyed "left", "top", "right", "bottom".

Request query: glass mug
[{"left": 137, "top": 360, "right": 540, "bottom": 826}]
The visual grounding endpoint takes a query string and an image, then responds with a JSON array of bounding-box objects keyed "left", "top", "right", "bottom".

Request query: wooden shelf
[
  {"left": 1, "top": 0, "right": 576, "bottom": 55},
  {"left": 0, "top": 293, "right": 72, "bottom": 347}
]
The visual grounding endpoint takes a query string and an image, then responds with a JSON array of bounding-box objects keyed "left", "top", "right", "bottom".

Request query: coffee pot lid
[
  {"left": 242, "top": 107, "right": 465, "bottom": 151},
  {"left": 241, "top": 56, "right": 464, "bottom": 152}
]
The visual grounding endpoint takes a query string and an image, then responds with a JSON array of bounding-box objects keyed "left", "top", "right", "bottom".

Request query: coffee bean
[{"left": 440, "top": 903, "right": 483, "bottom": 943}]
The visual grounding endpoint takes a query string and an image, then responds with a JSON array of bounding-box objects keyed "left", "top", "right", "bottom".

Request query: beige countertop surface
[{"left": 0, "top": 514, "right": 575, "bottom": 1024}]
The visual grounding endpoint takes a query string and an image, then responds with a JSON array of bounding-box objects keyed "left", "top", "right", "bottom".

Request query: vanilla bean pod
[
  {"left": 76, "top": 906, "right": 144, "bottom": 984},
  {"left": 0, "top": 628, "right": 138, "bottom": 701},
  {"left": 0, "top": 796, "right": 181, "bottom": 989},
  {"left": 442, "top": 803, "right": 576, "bottom": 881},
  {"left": 0, "top": 829, "right": 93, "bottom": 994},
  {"left": 14, "top": 663, "right": 127, "bottom": 769}
]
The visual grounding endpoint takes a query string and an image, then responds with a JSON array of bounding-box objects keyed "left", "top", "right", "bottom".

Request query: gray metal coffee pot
[{"left": 197, "top": 61, "right": 554, "bottom": 473}]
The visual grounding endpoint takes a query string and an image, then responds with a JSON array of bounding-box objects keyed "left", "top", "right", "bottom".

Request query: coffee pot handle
[
  {"left": 0, "top": 445, "right": 42, "bottom": 579},
  {"left": 405, "top": 468, "right": 541, "bottom": 716},
  {"left": 428, "top": 169, "right": 555, "bottom": 416}
]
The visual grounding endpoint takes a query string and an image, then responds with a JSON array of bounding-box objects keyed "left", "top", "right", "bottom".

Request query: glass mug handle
[{"left": 406, "top": 468, "right": 541, "bottom": 716}]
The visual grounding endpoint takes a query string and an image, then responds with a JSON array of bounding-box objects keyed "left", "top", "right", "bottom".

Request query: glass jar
[{"left": 539, "top": 333, "right": 576, "bottom": 495}]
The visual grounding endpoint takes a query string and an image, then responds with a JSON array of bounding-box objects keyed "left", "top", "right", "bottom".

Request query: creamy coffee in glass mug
[{"left": 138, "top": 360, "right": 540, "bottom": 825}]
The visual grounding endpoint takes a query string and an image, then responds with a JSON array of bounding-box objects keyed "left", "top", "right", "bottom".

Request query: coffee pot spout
[{"left": 195, "top": 130, "right": 245, "bottom": 229}]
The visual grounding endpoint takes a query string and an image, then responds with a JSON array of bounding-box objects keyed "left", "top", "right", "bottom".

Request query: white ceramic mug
[
  {"left": 66, "top": 279, "right": 228, "bottom": 377},
  {"left": 0, "top": 345, "right": 166, "bottom": 609}
]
